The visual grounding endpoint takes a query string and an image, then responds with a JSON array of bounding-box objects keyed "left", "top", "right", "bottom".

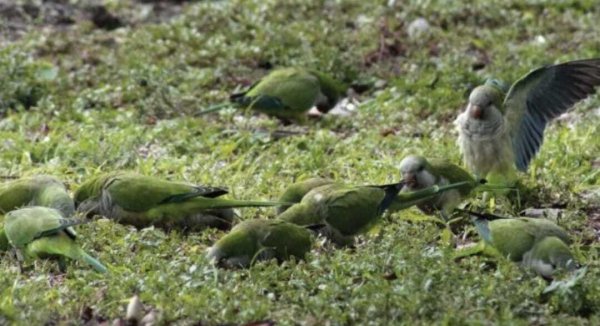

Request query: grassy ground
[{"left": 0, "top": 0, "right": 599, "bottom": 324}]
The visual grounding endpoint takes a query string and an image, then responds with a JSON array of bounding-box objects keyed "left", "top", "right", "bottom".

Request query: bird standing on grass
[
  {"left": 398, "top": 155, "right": 511, "bottom": 220},
  {"left": 207, "top": 219, "right": 313, "bottom": 268},
  {"left": 278, "top": 180, "right": 469, "bottom": 246},
  {"left": 0, "top": 175, "right": 75, "bottom": 217},
  {"left": 455, "top": 59, "right": 600, "bottom": 185},
  {"left": 276, "top": 177, "right": 334, "bottom": 214},
  {"left": 4, "top": 206, "right": 107, "bottom": 273},
  {"left": 74, "top": 172, "right": 287, "bottom": 231},
  {"left": 199, "top": 68, "right": 346, "bottom": 123},
  {"left": 457, "top": 211, "right": 577, "bottom": 278}
]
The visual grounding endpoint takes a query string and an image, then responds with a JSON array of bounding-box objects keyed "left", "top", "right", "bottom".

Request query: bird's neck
[{"left": 456, "top": 113, "right": 505, "bottom": 140}]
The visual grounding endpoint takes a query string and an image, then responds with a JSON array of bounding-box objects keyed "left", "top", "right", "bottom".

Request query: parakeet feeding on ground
[
  {"left": 3, "top": 206, "right": 107, "bottom": 273},
  {"left": 455, "top": 59, "right": 600, "bottom": 184},
  {"left": 200, "top": 68, "right": 346, "bottom": 123},
  {"left": 277, "top": 177, "right": 334, "bottom": 214},
  {"left": 277, "top": 181, "right": 469, "bottom": 246},
  {"left": 0, "top": 175, "right": 75, "bottom": 217},
  {"left": 207, "top": 219, "right": 313, "bottom": 268},
  {"left": 399, "top": 155, "right": 510, "bottom": 219},
  {"left": 459, "top": 211, "right": 577, "bottom": 278},
  {"left": 74, "top": 172, "right": 286, "bottom": 231}
]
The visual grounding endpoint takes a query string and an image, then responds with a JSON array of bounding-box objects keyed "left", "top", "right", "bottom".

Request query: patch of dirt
[{"left": 0, "top": 0, "right": 186, "bottom": 45}]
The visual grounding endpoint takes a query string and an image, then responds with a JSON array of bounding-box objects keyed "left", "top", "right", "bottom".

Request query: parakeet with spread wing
[{"left": 455, "top": 59, "right": 600, "bottom": 183}]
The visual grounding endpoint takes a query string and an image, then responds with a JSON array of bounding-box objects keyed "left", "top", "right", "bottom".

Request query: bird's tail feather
[
  {"left": 190, "top": 198, "right": 293, "bottom": 209},
  {"left": 388, "top": 181, "right": 471, "bottom": 211},
  {"left": 474, "top": 182, "right": 517, "bottom": 193},
  {"left": 399, "top": 181, "right": 470, "bottom": 201},
  {"left": 195, "top": 102, "right": 233, "bottom": 116},
  {"left": 79, "top": 251, "right": 108, "bottom": 273}
]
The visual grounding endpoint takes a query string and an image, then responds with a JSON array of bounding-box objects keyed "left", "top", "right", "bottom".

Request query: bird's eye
[{"left": 418, "top": 166, "right": 425, "bottom": 172}]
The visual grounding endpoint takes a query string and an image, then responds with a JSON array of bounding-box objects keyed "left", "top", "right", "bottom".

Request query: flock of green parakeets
[{"left": 0, "top": 60, "right": 599, "bottom": 282}]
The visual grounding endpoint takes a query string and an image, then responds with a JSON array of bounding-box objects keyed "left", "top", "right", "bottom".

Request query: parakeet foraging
[
  {"left": 0, "top": 175, "right": 75, "bottom": 217},
  {"left": 468, "top": 211, "right": 577, "bottom": 278},
  {"left": 74, "top": 172, "right": 287, "bottom": 231},
  {"left": 455, "top": 59, "right": 600, "bottom": 183},
  {"left": 4, "top": 206, "right": 107, "bottom": 273},
  {"left": 278, "top": 181, "right": 469, "bottom": 246},
  {"left": 398, "top": 155, "right": 510, "bottom": 219},
  {"left": 200, "top": 68, "right": 346, "bottom": 122},
  {"left": 277, "top": 177, "right": 334, "bottom": 214},
  {"left": 207, "top": 219, "right": 313, "bottom": 268}
]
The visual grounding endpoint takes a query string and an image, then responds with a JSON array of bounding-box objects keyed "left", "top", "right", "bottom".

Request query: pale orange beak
[{"left": 468, "top": 103, "right": 482, "bottom": 119}]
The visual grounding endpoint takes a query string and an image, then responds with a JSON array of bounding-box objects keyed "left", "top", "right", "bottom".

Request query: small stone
[
  {"left": 126, "top": 295, "right": 144, "bottom": 323},
  {"left": 407, "top": 18, "right": 430, "bottom": 39}
]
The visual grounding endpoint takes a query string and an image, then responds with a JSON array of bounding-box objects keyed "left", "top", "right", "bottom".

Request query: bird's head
[
  {"left": 526, "top": 236, "right": 578, "bottom": 279},
  {"left": 466, "top": 80, "right": 506, "bottom": 121},
  {"left": 311, "top": 70, "right": 347, "bottom": 113},
  {"left": 399, "top": 155, "right": 436, "bottom": 189}
]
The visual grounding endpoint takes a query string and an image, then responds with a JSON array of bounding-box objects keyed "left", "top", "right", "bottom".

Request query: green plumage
[
  {"left": 230, "top": 68, "right": 346, "bottom": 122},
  {"left": 278, "top": 181, "right": 468, "bottom": 245},
  {"left": 207, "top": 219, "right": 313, "bottom": 268},
  {"left": 474, "top": 217, "right": 570, "bottom": 261},
  {"left": 472, "top": 214, "right": 575, "bottom": 277},
  {"left": 398, "top": 156, "right": 501, "bottom": 218},
  {"left": 456, "top": 59, "right": 600, "bottom": 179},
  {"left": 0, "top": 175, "right": 75, "bottom": 217},
  {"left": 74, "top": 172, "right": 286, "bottom": 231},
  {"left": 4, "top": 206, "right": 107, "bottom": 273},
  {"left": 277, "top": 178, "right": 334, "bottom": 214}
]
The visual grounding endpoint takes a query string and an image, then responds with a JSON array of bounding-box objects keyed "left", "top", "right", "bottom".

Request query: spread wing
[{"left": 503, "top": 59, "right": 600, "bottom": 171}]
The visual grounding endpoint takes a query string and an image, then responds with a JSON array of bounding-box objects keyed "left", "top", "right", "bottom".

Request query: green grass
[{"left": 0, "top": 0, "right": 599, "bottom": 324}]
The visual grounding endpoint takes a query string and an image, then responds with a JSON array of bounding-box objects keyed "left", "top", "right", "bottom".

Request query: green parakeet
[
  {"left": 470, "top": 211, "right": 577, "bottom": 278},
  {"left": 229, "top": 68, "right": 346, "bottom": 122},
  {"left": 455, "top": 59, "right": 600, "bottom": 182},
  {"left": 207, "top": 219, "right": 313, "bottom": 268},
  {"left": 74, "top": 172, "right": 286, "bottom": 231},
  {"left": 0, "top": 175, "right": 75, "bottom": 217},
  {"left": 278, "top": 181, "right": 469, "bottom": 246},
  {"left": 4, "top": 206, "right": 107, "bottom": 273},
  {"left": 398, "top": 155, "right": 507, "bottom": 219},
  {"left": 277, "top": 177, "right": 334, "bottom": 214}
]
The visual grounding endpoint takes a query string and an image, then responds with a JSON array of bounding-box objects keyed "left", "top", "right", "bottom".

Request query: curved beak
[{"left": 468, "top": 103, "right": 482, "bottom": 119}]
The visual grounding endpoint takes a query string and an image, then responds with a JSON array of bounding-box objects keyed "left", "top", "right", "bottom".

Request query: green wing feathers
[
  {"left": 0, "top": 175, "right": 74, "bottom": 217},
  {"left": 26, "top": 233, "right": 107, "bottom": 273}
]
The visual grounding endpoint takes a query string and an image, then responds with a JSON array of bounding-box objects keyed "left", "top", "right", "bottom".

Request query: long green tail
[
  {"left": 389, "top": 181, "right": 471, "bottom": 211},
  {"left": 473, "top": 182, "right": 516, "bottom": 193},
  {"left": 79, "top": 251, "right": 108, "bottom": 273},
  {"left": 195, "top": 102, "right": 234, "bottom": 116},
  {"left": 193, "top": 198, "right": 293, "bottom": 209}
]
